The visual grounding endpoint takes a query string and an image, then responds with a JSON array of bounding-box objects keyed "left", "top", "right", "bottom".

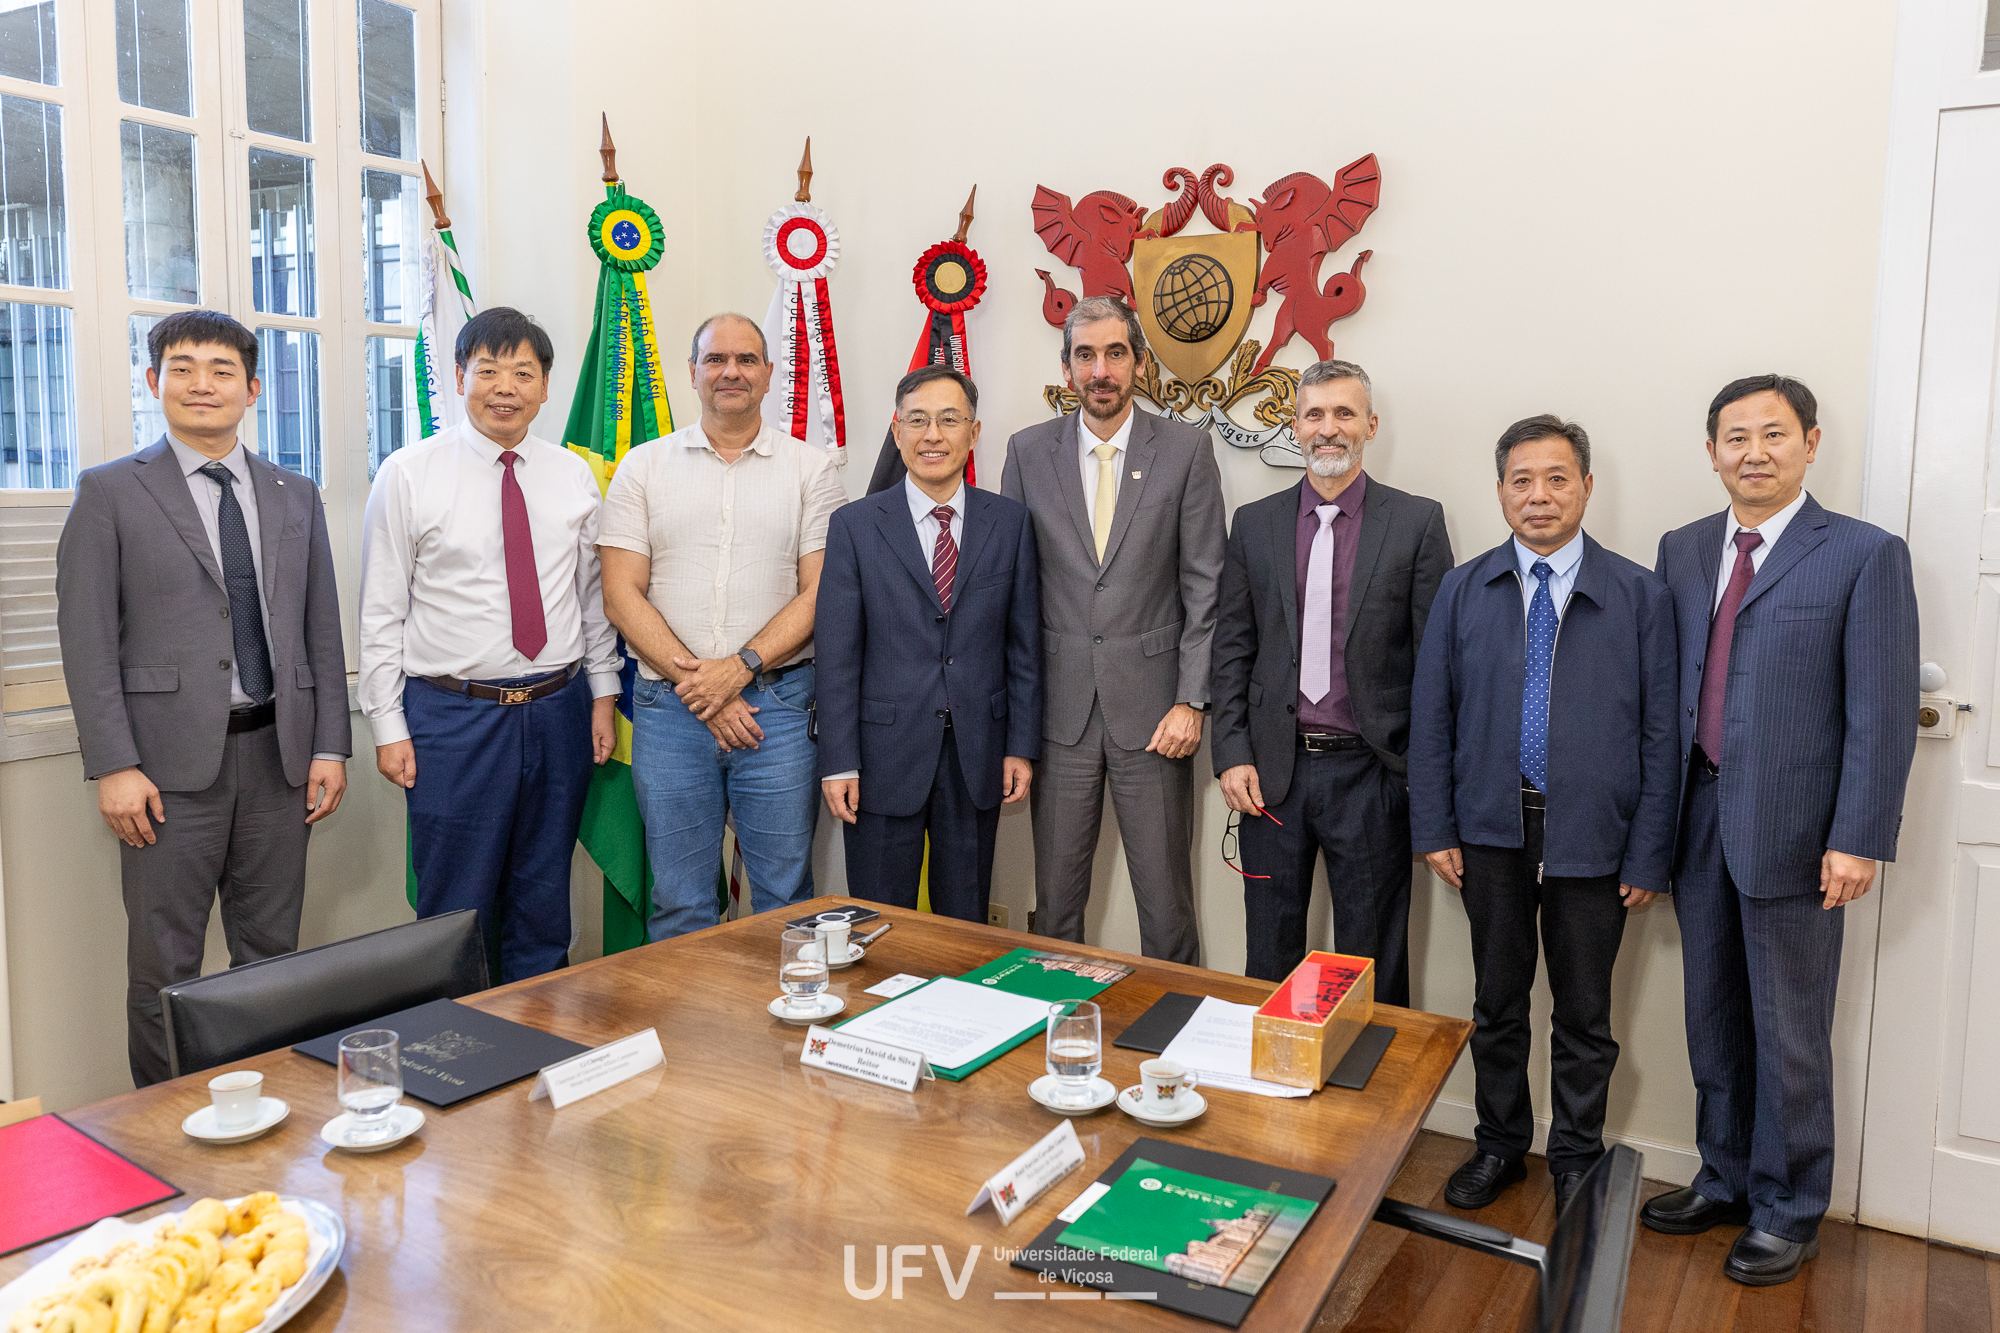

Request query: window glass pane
[
  {"left": 249, "top": 148, "right": 313, "bottom": 317},
  {"left": 0, "top": 3, "right": 58, "bottom": 86},
  {"left": 361, "top": 167, "right": 419, "bottom": 324},
  {"left": 255, "top": 327, "right": 320, "bottom": 482},
  {"left": 0, "top": 96, "right": 64, "bottom": 290},
  {"left": 129, "top": 313, "right": 167, "bottom": 451},
  {"left": 357, "top": 0, "right": 415, "bottom": 160},
  {"left": 115, "top": 0, "right": 193, "bottom": 117},
  {"left": 0, "top": 302, "right": 74, "bottom": 489},
  {"left": 366, "top": 335, "right": 416, "bottom": 476},
  {"left": 120, "top": 121, "right": 198, "bottom": 303},
  {"left": 244, "top": 0, "right": 310, "bottom": 141}
]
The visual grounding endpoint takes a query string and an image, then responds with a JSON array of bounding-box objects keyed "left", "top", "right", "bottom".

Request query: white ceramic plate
[
  {"left": 318, "top": 1102, "right": 425, "bottom": 1154},
  {"left": 1118, "top": 1084, "right": 1208, "bottom": 1126},
  {"left": 768, "top": 993, "right": 845, "bottom": 1025},
  {"left": 182, "top": 1097, "right": 290, "bottom": 1145},
  {"left": 1028, "top": 1075, "right": 1117, "bottom": 1115},
  {"left": 0, "top": 1194, "right": 344, "bottom": 1333}
]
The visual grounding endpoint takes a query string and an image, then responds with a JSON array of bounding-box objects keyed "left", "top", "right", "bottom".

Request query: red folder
[{"left": 0, "top": 1115, "right": 180, "bottom": 1256}]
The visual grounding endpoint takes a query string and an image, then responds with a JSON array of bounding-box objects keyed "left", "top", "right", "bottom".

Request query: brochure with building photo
[{"left": 1057, "top": 1158, "right": 1319, "bottom": 1294}]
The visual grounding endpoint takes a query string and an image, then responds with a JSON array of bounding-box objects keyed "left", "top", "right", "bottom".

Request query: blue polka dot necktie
[
  {"left": 1520, "top": 559, "right": 1556, "bottom": 793},
  {"left": 199, "top": 462, "right": 273, "bottom": 704}
]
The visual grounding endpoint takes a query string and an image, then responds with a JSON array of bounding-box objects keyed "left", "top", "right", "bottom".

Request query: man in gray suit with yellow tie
[
  {"left": 57, "top": 310, "right": 351, "bottom": 1086},
  {"left": 1001, "top": 296, "right": 1226, "bottom": 963}
]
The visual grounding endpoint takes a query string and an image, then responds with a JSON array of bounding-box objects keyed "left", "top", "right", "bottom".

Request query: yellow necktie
[{"left": 1092, "top": 441, "right": 1118, "bottom": 561}]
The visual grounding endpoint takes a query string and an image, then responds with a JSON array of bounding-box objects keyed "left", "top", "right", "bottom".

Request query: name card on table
[
  {"left": 966, "top": 1120, "right": 1085, "bottom": 1225},
  {"left": 799, "top": 1024, "right": 934, "bottom": 1091},
  {"left": 529, "top": 1028, "right": 665, "bottom": 1109}
]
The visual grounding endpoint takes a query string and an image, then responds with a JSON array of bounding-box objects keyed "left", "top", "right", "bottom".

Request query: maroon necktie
[
  {"left": 1695, "top": 529, "right": 1764, "bottom": 762},
  {"left": 499, "top": 451, "right": 548, "bottom": 660},
  {"left": 931, "top": 505, "right": 958, "bottom": 613}
]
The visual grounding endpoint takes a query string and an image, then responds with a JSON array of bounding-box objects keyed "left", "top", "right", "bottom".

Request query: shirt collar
[
  {"left": 168, "top": 434, "right": 248, "bottom": 483},
  {"left": 904, "top": 473, "right": 962, "bottom": 525},
  {"left": 462, "top": 422, "right": 538, "bottom": 465},
  {"left": 692, "top": 421, "right": 776, "bottom": 458},
  {"left": 1724, "top": 488, "right": 1807, "bottom": 550},
  {"left": 1299, "top": 469, "right": 1368, "bottom": 520},
  {"left": 1513, "top": 528, "right": 1584, "bottom": 581},
  {"left": 1079, "top": 407, "right": 1136, "bottom": 461}
]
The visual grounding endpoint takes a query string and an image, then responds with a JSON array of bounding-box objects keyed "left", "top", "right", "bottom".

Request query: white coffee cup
[
  {"left": 1139, "top": 1058, "right": 1199, "bottom": 1110},
  {"left": 208, "top": 1070, "right": 264, "bottom": 1129},
  {"left": 815, "top": 920, "right": 854, "bottom": 963}
]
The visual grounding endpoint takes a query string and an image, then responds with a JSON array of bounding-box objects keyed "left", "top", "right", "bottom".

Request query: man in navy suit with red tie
[
  {"left": 1645, "top": 375, "right": 1919, "bottom": 1285},
  {"left": 815, "top": 366, "right": 1041, "bottom": 920}
]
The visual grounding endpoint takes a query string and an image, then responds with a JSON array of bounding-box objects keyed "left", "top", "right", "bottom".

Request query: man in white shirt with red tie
[{"left": 360, "top": 308, "right": 618, "bottom": 981}]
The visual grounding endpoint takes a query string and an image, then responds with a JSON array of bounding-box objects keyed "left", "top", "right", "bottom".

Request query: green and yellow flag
[{"left": 565, "top": 174, "right": 674, "bottom": 954}]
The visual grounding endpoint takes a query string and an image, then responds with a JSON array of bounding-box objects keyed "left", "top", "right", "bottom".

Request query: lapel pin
[{"left": 1131, "top": 471, "right": 1142, "bottom": 479}]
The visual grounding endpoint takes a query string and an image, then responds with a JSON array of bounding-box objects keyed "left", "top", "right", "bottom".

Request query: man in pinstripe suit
[{"left": 1643, "top": 375, "right": 1919, "bottom": 1286}]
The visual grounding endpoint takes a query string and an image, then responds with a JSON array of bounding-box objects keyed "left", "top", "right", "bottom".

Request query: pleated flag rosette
[{"left": 760, "top": 200, "right": 848, "bottom": 462}]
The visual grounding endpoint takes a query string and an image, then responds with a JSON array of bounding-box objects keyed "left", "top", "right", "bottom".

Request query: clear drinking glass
[
  {"left": 1046, "top": 1000, "right": 1102, "bottom": 1105},
  {"left": 780, "top": 926, "right": 829, "bottom": 1017},
  {"left": 336, "top": 1028, "right": 402, "bottom": 1142}
]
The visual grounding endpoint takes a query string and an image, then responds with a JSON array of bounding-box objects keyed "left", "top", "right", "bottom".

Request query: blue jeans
[{"left": 631, "top": 666, "right": 818, "bottom": 940}]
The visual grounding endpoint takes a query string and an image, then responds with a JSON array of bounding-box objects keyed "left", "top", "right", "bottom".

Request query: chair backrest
[
  {"left": 162, "top": 910, "right": 488, "bottom": 1079},
  {"left": 1538, "top": 1144, "right": 1644, "bottom": 1333}
]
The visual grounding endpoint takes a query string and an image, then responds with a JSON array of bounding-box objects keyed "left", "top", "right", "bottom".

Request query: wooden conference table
[{"left": 4, "top": 901, "right": 1471, "bottom": 1331}]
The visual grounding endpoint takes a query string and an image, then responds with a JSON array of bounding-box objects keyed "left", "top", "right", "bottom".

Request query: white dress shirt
[
  {"left": 1077, "top": 408, "right": 1137, "bottom": 529},
  {"left": 359, "top": 422, "right": 621, "bottom": 745},
  {"left": 1512, "top": 529, "right": 1585, "bottom": 621},
  {"left": 1713, "top": 489, "right": 1807, "bottom": 611},
  {"left": 906, "top": 473, "right": 964, "bottom": 553}
]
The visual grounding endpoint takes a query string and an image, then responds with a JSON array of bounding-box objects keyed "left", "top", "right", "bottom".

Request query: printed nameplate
[
  {"left": 799, "top": 1024, "right": 932, "bottom": 1091},
  {"left": 529, "top": 1028, "right": 665, "bottom": 1109},
  {"left": 966, "top": 1120, "right": 1085, "bottom": 1225}
]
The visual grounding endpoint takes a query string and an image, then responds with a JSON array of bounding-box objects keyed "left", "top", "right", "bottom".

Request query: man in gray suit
[
  {"left": 57, "top": 310, "right": 350, "bottom": 1086},
  {"left": 1001, "top": 296, "right": 1226, "bottom": 963}
]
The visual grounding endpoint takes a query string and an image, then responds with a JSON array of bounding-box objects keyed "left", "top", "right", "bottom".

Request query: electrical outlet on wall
[{"left": 987, "top": 905, "right": 1010, "bottom": 930}]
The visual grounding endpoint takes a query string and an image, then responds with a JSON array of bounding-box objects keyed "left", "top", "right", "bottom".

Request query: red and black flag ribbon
[{"left": 867, "top": 232, "right": 990, "bottom": 494}]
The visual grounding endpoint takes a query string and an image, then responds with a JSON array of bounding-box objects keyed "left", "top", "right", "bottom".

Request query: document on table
[
  {"left": 838, "top": 977, "right": 1057, "bottom": 1071},
  {"left": 1159, "top": 995, "right": 1312, "bottom": 1098}
]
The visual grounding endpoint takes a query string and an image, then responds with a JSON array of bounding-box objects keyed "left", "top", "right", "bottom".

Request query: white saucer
[
  {"left": 770, "top": 993, "right": 845, "bottom": 1025},
  {"left": 1029, "top": 1075, "right": 1117, "bottom": 1115},
  {"left": 798, "top": 942, "right": 867, "bottom": 972},
  {"left": 318, "top": 1103, "right": 424, "bottom": 1153},
  {"left": 182, "top": 1097, "right": 289, "bottom": 1144},
  {"left": 1118, "top": 1084, "right": 1208, "bottom": 1127}
]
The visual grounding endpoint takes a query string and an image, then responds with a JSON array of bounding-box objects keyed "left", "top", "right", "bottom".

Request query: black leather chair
[
  {"left": 161, "top": 910, "right": 488, "bottom": 1079},
  {"left": 1372, "top": 1144, "right": 1644, "bottom": 1333}
]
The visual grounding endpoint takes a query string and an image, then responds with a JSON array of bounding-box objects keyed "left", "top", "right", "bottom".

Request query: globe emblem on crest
[{"left": 1152, "top": 253, "right": 1234, "bottom": 344}]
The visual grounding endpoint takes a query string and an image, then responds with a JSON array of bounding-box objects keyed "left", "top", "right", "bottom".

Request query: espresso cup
[
  {"left": 208, "top": 1070, "right": 264, "bottom": 1129},
  {"left": 815, "top": 920, "right": 854, "bottom": 963},
  {"left": 1139, "top": 1058, "right": 1199, "bottom": 1109}
]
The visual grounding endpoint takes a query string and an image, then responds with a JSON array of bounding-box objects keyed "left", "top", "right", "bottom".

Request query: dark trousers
[
  {"left": 1677, "top": 762, "right": 1844, "bottom": 1242},
  {"left": 1239, "top": 745, "right": 1413, "bottom": 1004},
  {"left": 1460, "top": 798, "right": 1629, "bottom": 1175},
  {"left": 843, "top": 726, "right": 999, "bottom": 924},
  {"left": 121, "top": 722, "right": 309, "bottom": 1086},
  {"left": 404, "top": 669, "right": 592, "bottom": 984}
]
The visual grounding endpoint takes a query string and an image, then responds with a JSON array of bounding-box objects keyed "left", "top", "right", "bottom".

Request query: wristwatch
[
  {"left": 736, "top": 647, "right": 764, "bottom": 686},
  {"left": 1184, "top": 701, "right": 1209, "bottom": 713}
]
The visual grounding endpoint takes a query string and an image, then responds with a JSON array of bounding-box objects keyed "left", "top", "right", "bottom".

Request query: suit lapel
[
  {"left": 874, "top": 490, "right": 945, "bottom": 614},
  {"left": 1099, "top": 410, "right": 1155, "bottom": 569},
  {"left": 1695, "top": 510, "right": 1726, "bottom": 612},
  {"left": 134, "top": 436, "right": 225, "bottom": 591},
  {"left": 956, "top": 486, "right": 995, "bottom": 585},
  {"left": 1049, "top": 413, "right": 1097, "bottom": 561},
  {"left": 1341, "top": 480, "right": 1387, "bottom": 646},
  {"left": 1736, "top": 494, "right": 1829, "bottom": 613},
  {"left": 247, "top": 452, "right": 286, "bottom": 605},
  {"left": 1271, "top": 485, "right": 1302, "bottom": 656}
]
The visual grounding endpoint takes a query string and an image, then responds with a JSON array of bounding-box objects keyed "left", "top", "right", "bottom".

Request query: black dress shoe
[
  {"left": 1640, "top": 1185, "right": 1752, "bottom": 1235},
  {"left": 1443, "top": 1151, "right": 1527, "bottom": 1209},
  {"left": 1724, "top": 1227, "right": 1819, "bottom": 1286},
  {"left": 1554, "top": 1171, "right": 1585, "bottom": 1216}
]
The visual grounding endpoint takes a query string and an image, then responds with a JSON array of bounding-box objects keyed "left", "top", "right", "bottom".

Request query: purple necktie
[
  {"left": 1696, "top": 529, "right": 1764, "bottom": 762},
  {"left": 499, "top": 451, "right": 548, "bottom": 660},
  {"left": 1301, "top": 504, "right": 1337, "bottom": 703},
  {"left": 931, "top": 505, "right": 958, "bottom": 612}
]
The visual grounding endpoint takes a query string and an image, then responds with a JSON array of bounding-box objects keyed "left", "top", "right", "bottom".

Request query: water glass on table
[
  {"left": 780, "top": 926, "right": 830, "bottom": 1017},
  {"left": 336, "top": 1029, "right": 403, "bottom": 1143},
  {"left": 1046, "top": 1000, "right": 1102, "bottom": 1106}
]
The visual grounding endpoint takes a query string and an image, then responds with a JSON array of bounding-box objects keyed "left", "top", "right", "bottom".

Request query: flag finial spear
[
  {"left": 600, "top": 114, "right": 619, "bottom": 185},
  {"left": 794, "top": 138, "right": 813, "bottom": 203},
  {"left": 953, "top": 185, "right": 977, "bottom": 244},
  {"left": 421, "top": 159, "right": 449, "bottom": 230}
]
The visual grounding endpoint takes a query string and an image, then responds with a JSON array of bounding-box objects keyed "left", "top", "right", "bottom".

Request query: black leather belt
[
  {"left": 1519, "top": 777, "right": 1546, "bottom": 811},
  {"left": 227, "top": 701, "right": 275, "bottom": 733},
  {"left": 424, "top": 662, "right": 578, "bottom": 705},
  {"left": 1297, "top": 732, "right": 1369, "bottom": 753},
  {"left": 753, "top": 659, "right": 814, "bottom": 689}
]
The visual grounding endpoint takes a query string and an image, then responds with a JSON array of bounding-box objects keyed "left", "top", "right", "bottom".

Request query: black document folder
[{"left": 292, "top": 997, "right": 589, "bottom": 1107}]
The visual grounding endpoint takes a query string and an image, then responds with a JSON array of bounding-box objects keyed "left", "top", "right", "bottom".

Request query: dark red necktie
[
  {"left": 931, "top": 505, "right": 957, "bottom": 613},
  {"left": 1695, "top": 529, "right": 1764, "bottom": 762},
  {"left": 500, "top": 450, "right": 548, "bottom": 660}
]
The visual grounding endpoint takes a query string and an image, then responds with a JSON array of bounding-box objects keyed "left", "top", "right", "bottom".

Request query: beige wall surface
[{"left": 6, "top": 0, "right": 1895, "bottom": 1164}]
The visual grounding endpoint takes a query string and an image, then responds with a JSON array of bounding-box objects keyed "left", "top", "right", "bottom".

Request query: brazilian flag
[{"left": 565, "top": 180, "right": 673, "bottom": 954}]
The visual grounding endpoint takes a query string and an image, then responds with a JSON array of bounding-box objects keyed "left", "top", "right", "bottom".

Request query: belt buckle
[{"left": 498, "top": 686, "right": 535, "bottom": 706}]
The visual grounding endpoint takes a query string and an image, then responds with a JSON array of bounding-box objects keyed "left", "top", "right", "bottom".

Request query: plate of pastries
[{"left": 1, "top": 1191, "right": 343, "bottom": 1333}]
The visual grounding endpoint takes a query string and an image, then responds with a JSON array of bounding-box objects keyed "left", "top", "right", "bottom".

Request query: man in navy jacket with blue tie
[
  {"left": 816, "top": 367, "right": 1041, "bottom": 920},
  {"left": 1643, "top": 376, "right": 1918, "bottom": 1286},
  {"left": 1410, "top": 416, "right": 1680, "bottom": 1219}
]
